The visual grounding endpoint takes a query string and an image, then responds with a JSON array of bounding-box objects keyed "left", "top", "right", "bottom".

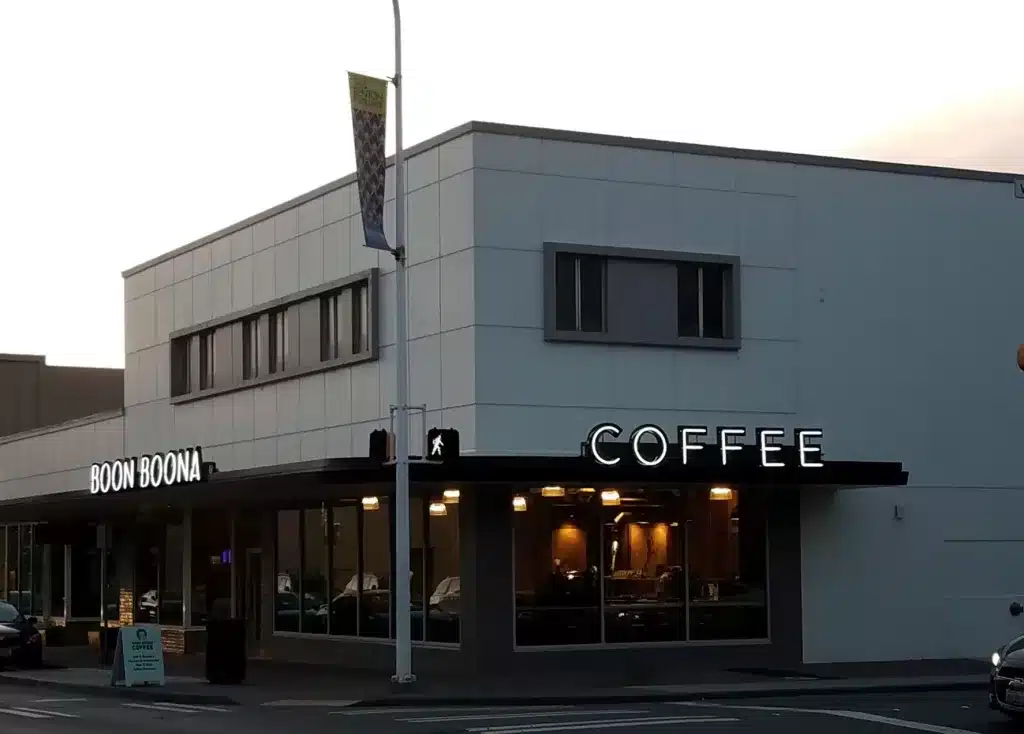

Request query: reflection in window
[
  {"left": 5, "top": 527, "right": 15, "bottom": 608},
  {"left": 302, "top": 508, "right": 329, "bottom": 634},
  {"left": 514, "top": 492, "right": 601, "bottom": 646},
  {"left": 162, "top": 522, "right": 185, "bottom": 626},
  {"left": 361, "top": 497, "right": 391, "bottom": 638},
  {"left": 192, "top": 510, "right": 231, "bottom": 625},
  {"left": 275, "top": 511, "right": 301, "bottom": 632},
  {"left": 513, "top": 487, "right": 768, "bottom": 646},
  {"left": 329, "top": 504, "right": 359, "bottom": 636},
  {"left": 135, "top": 525, "right": 161, "bottom": 624},
  {"left": 410, "top": 498, "right": 424, "bottom": 641},
  {"left": 426, "top": 497, "right": 460, "bottom": 643},
  {"left": 50, "top": 545, "right": 65, "bottom": 618}
]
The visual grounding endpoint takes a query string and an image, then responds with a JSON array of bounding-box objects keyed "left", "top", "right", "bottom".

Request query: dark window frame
[
  {"left": 543, "top": 243, "right": 741, "bottom": 350},
  {"left": 169, "top": 268, "right": 379, "bottom": 405}
]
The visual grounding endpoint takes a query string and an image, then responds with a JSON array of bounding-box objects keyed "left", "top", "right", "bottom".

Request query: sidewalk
[{"left": 0, "top": 646, "right": 991, "bottom": 708}]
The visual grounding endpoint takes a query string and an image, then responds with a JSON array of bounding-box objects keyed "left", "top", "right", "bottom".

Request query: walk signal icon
[{"left": 426, "top": 428, "right": 459, "bottom": 462}]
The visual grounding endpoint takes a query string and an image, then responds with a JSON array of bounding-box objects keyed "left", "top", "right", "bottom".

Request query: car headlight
[{"left": 993, "top": 651, "right": 1003, "bottom": 667}]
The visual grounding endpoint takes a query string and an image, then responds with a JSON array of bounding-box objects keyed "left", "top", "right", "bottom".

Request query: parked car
[
  {"left": 990, "top": 615, "right": 1024, "bottom": 720},
  {"left": 0, "top": 601, "right": 42, "bottom": 668}
]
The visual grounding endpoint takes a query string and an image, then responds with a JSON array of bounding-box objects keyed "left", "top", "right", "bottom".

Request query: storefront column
[
  {"left": 459, "top": 486, "right": 515, "bottom": 673},
  {"left": 182, "top": 508, "right": 193, "bottom": 627}
]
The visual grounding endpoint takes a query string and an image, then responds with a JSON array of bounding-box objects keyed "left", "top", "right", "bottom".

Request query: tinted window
[
  {"left": 554, "top": 253, "right": 578, "bottom": 331},
  {"left": 702, "top": 263, "right": 729, "bottom": 339},
  {"left": 677, "top": 263, "right": 700, "bottom": 337}
]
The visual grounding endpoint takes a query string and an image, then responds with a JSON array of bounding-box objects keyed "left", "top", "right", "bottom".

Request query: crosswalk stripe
[
  {"left": 31, "top": 697, "right": 88, "bottom": 703},
  {"left": 0, "top": 707, "right": 51, "bottom": 719},
  {"left": 467, "top": 715, "right": 738, "bottom": 733},
  {"left": 400, "top": 709, "right": 651, "bottom": 723},
  {"left": 11, "top": 706, "right": 80, "bottom": 718},
  {"left": 146, "top": 701, "right": 231, "bottom": 713},
  {"left": 121, "top": 701, "right": 229, "bottom": 714},
  {"left": 331, "top": 706, "right": 569, "bottom": 716}
]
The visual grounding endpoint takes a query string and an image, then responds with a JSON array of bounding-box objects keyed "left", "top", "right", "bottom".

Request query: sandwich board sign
[{"left": 110, "top": 624, "right": 165, "bottom": 687}]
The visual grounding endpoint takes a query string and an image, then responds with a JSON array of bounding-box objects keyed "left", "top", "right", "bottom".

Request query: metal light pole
[{"left": 390, "top": 0, "right": 414, "bottom": 686}]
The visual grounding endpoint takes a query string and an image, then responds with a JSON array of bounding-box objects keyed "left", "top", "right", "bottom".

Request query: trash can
[{"left": 205, "top": 618, "right": 246, "bottom": 684}]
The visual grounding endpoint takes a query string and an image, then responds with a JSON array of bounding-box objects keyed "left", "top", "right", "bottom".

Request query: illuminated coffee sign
[
  {"left": 585, "top": 424, "right": 824, "bottom": 468},
  {"left": 90, "top": 447, "right": 209, "bottom": 495}
]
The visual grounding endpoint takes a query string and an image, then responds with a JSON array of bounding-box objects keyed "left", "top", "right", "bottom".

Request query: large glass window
[
  {"left": 426, "top": 494, "right": 460, "bottom": 643},
  {"left": 50, "top": 545, "right": 65, "bottom": 618},
  {"left": 361, "top": 497, "right": 391, "bottom": 638},
  {"left": 329, "top": 504, "right": 359, "bottom": 636},
  {"left": 275, "top": 510, "right": 301, "bottom": 632},
  {"left": 513, "top": 487, "right": 768, "bottom": 646},
  {"left": 6, "top": 526, "right": 18, "bottom": 609},
  {"left": 191, "top": 510, "right": 232, "bottom": 625},
  {"left": 302, "top": 508, "right": 329, "bottom": 633},
  {"left": 70, "top": 533, "right": 101, "bottom": 619},
  {"left": 161, "top": 522, "right": 185, "bottom": 625},
  {"left": 135, "top": 524, "right": 161, "bottom": 624}
]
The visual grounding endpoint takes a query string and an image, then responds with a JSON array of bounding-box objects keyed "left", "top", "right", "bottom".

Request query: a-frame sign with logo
[{"left": 110, "top": 624, "right": 166, "bottom": 687}]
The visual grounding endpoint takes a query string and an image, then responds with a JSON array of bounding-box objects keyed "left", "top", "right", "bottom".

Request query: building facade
[{"left": 0, "top": 121, "right": 1021, "bottom": 673}]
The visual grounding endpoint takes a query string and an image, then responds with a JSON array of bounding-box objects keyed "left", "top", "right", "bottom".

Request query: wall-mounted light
[
  {"left": 429, "top": 502, "right": 447, "bottom": 517},
  {"left": 361, "top": 496, "right": 380, "bottom": 511},
  {"left": 578, "top": 487, "right": 595, "bottom": 493},
  {"left": 443, "top": 488, "right": 460, "bottom": 504},
  {"left": 709, "top": 487, "right": 733, "bottom": 501},
  {"left": 670, "top": 521, "right": 679, "bottom": 527},
  {"left": 613, "top": 511, "right": 626, "bottom": 524},
  {"left": 513, "top": 495, "right": 527, "bottom": 512},
  {"left": 601, "top": 489, "right": 621, "bottom": 506},
  {"left": 541, "top": 486, "right": 565, "bottom": 498}
]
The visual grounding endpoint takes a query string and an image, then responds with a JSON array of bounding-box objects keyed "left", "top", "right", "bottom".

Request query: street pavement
[{"left": 0, "top": 687, "right": 1015, "bottom": 733}]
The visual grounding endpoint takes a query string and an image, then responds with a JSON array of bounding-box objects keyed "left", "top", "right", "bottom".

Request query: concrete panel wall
[{"left": 120, "top": 134, "right": 477, "bottom": 472}]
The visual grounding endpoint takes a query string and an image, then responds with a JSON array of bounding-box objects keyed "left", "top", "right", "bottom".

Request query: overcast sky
[{"left": 2, "top": 1, "right": 1022, "bottom": 368}]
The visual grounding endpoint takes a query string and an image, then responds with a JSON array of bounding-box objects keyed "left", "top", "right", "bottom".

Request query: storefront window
[
  {"left": 329, "top": 504, "right": 358, "bottom": 636},
  {"left": 103, "top": 547, "right": 118, "bottom": 622},
  {"left": 135, "top": 525, "right": 161, "bottom": 624},
  {"left": 426, "top": 495, "right": 460, "bottom": 643},
  {"left": 409, "top": 497, "right": 424, "bottom": 641},
  {"left": 191, "top": 510, "right": 232, "bottom": 626},
  {"left": 513, "top": 487, "right": 768, "bottom": 646},
  {"left": 6, "top": 526, "right": 19, "bottom": 608},
  {"left": 50, "top": 545, "right": 65, "bottom": 618},
  {"left": 0, "top": 527, "right": 6, "bottom": 600},
  {"left": 69, "top": 536, "right": 101, "bottom": 619},
  {"left": 275, "top": 510, "right": 301, "bottom": 632},
  {"left": 301, "top": 508, "right": 329, "bottom": 634},
  {"left": 361, "top": 497, "right": 391, "bottom": 638},
  {"left": 514, "top": 492, "right": 601, "bottom": 646},
  {"left": 161, "top": 522, "right": 185, "bottom": 626}
]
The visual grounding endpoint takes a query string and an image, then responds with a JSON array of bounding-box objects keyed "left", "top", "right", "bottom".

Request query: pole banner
[{"left": 348, "top": 72, "right": 391, "bottom": 252}]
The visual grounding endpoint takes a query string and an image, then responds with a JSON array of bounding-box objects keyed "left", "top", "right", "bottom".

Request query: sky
[{"left": 2, "top": 1, "right": 1022, "bottom": 368}]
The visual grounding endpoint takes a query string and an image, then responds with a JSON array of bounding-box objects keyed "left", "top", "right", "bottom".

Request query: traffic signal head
[
  {"left": 368, "top": 429, "right": 390, "bottom": 462},
  {"left": 426, "top": 428, "right": 459, "bottom": 462}
]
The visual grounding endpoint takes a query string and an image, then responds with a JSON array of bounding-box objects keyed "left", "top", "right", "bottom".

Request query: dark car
[{"left": 0, "top": 602, "right": 42, "bottom": 668}]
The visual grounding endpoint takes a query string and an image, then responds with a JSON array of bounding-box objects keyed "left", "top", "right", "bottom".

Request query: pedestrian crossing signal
[
  {"left": 369, "top": 429, "right": 390, "bottom": 462},
  {"left": 426, "top": 428, "right": 459, "bottom": 462}
]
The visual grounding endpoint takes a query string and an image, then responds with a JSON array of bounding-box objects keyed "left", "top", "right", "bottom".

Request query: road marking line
[
  {"left": 122, "top": 701, "right": 227, "bottom": 714},
  {"left": 146, "top": 701, "right": 231, "bottom": 713},
  {"left": 11, "top": 706, "right": 80, "bottom": 718},
  {"left": 0, "top": 707, "right": 51, "bottom": 719},
  {"left": 263, "top": 699, "right": 362, "bottom": 707},
  {"left": 677, "top": 701, "right": 978, "bottom": 734},
  {"left": 400, "top": 709, "right": 651, "bottom": 723},
  {"left": 30, "top": 697, "right": 88, "bottom": 703},
  {"left": 330, "top": 705, "right": 570, "bottom": 716},
  {"left": 467, "top": 716, "right": 737, "bottom": 733}
]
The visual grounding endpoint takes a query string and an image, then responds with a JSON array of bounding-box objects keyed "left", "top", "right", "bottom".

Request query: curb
[
  {"left": 0, "top": 674, "right": 240, "bottom": 706},
  {"left": 347, "top": 678, "right": 989, "bottom": 708}
]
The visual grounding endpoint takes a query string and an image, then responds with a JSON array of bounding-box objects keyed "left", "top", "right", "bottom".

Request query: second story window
[
  {"left": 170, "top": 337, "right": 190, "bottom": 396},
  {"left": 242, "top": 317, "right": 260, "bottom": 380},
  {"left": 269, "top": 309, "right": 288, "bottom": 374},
  {"left": 198, "top": 331, "right": 215, "bottom": 390},
  {"left": 554, "top": 252, "right": 605, "bottom": 333},
  {"left": 321, "top": 283, "right": 372, "bottom": 361},
  {"left": 677, "top": 262, "right": 734, "bottom": 340}
]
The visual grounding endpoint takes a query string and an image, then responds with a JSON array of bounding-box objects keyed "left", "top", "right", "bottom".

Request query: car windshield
[{"left": 0, "top": 602, "right": 21, "bottom": 623}]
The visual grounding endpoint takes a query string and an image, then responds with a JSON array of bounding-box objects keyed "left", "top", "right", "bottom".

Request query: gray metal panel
[
  {"left": 605, "top": 259, "right": 677, "bottom": 343},
  {"left": 296, "top": 299, "right": 320, "bottom": 368},
  {"left": 213, "top": 327, "right": 233, "bottom": 388},
  {"left": 543, "top": 242, "right": 741, "bottom": 350},
  {"left": 230, "top": 322, "right": 244, "bottom": 384}
]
